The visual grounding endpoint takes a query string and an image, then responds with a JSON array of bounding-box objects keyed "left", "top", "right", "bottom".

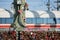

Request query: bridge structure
[
  {"left": 25, "top": 10, "right": 60, "bottom": 28},
  {"left": 9, "top": 0, "right": 60, "bottom": 31}
]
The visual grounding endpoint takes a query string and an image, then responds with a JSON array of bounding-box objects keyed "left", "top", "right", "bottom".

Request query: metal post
[
  {"left": 12, "top": 0, "right": 21, "bottom": 26},
  {"left": 54, "top": 0, "right": 60, "bottom": 11},
  {"left": 57, "top": 0, "right": 59, "bottom": 10},
  {"left": 46, "top": 0, "right": 50, "bottom": 11},
  {"left": 18, "top": 31, "right": 20, "bottom": 40},
  {"left": 57, "top": 0, "right": 60, "bottom": 11},
  {"left": 48, "top": 0, "right": 50, "bottom": 11}
]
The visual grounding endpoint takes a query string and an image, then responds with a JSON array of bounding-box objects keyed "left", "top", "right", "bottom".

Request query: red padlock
[{"left": 18, "top": 10, "right": 23, "bottom": 14}]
